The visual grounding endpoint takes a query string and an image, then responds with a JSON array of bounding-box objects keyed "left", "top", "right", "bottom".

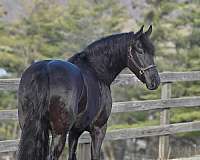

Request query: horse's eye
[
  {"left": 135, "top": 42, "right": 144, "bottom": 54},
  {"left": 137, "top": 48, "right": 144, "bottom": 54},
  {"left": 137, "top": 42, "right": 142, "bottom": 49}
]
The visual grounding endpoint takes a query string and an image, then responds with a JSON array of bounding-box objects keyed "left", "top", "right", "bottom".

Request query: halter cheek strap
[
  {"left": 139, "top": 64, "right": 157, "bottom": 75},
  {"left": 128, "top": 46, "right": 156, "bottom": 75}
]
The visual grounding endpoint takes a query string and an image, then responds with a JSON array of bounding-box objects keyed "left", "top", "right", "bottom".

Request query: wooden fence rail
[
  {"left": 0, "top": 71, "right": 200, "bottom": 160},
  {"left": 1, "top": 121, "right": 200, "bottom": 153},
  {"left": 1, "top": 71, "right": 200, "bottom": 91},
  {"left": 1, "top": 96, "right": 200, "bottom": 121}
]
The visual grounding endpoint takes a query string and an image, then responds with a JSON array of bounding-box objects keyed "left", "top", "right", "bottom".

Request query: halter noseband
[{"left": 128, "top": 46, "right": 156, "bottom": 75}]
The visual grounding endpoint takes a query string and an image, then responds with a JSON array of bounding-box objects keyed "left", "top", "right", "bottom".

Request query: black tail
[
  {"left": 17, "top": 116, "right": 49, "bottom": 160},
  {"left": 17, "top": 62, "right": 50, "bottom": 160}
]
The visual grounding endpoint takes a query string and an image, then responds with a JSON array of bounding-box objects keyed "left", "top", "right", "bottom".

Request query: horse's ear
[
  {"left": 145, "top": 25, "right": 152, "bottom": 37},
  {"left": 135, "top": 25, "right": 144, "bottom": 39}
]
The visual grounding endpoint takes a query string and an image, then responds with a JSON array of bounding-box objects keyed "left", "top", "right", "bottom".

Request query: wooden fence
[{"left": 0, "top": 71, "right": 200, "bottom": 160}]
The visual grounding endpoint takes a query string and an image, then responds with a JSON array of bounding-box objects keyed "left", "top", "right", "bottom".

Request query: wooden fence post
[
  {"left": 159, "top": 82, "right": 172, "bottom": 160},
  {"left": 78, "top": 143, "right": 91, "bottom": 160}
]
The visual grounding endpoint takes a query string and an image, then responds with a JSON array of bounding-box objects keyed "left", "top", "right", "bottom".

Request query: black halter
[{"left": 128, "top": 46, "right": 156, "bottom": 75}]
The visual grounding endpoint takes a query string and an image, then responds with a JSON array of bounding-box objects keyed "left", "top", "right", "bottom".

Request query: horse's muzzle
[{"left": 144, "top": 69, "right": 160, "bottom": 90}]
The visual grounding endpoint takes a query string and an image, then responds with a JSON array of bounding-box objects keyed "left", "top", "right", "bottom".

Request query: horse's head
[{"left": 127, "top": 25, "right": 160, "bottom": 90}]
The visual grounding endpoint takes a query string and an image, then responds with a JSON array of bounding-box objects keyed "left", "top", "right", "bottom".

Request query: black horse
[{"left": 17, "top": 25, "right": 160, "bottom": 160}]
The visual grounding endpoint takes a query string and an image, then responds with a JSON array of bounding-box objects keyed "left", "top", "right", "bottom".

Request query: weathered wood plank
[
  {"left": 159, "top": 71, "right": 200, "bottom": 83},
  {"left": 0, "top": 96, "right": 200, "bottom": 120},
  {"left": 1, "top": 121, "right": 200, "bottom": 153},
  {"left": 159, "top": 83, "right": 171, "bottom": 160},
  {"left": 1, "top": 71, "right": 200, "bottom": 90},
  {"left": 0, "top": 140, "right": 19, "bottom": 153},
  {"left": 0, "top": 79, "right": 19, "bottom": 91},
  {"left": 78, "top": 143, "right": 91, "bottom": 160},
  {"left": 113, "top": 71, "right": 200, "bottom": 86},
  {"left": 171, "top": 155, "right": 200, "bottom": 160},
  {"left": 103, "top": 121, "right": 200, "bottom": 141},
  {"left": 0, "top": 110, "right": 18, "bottom": 120},
  {"left": 112, "top": 96, "right": 200, "bottom": 113}
]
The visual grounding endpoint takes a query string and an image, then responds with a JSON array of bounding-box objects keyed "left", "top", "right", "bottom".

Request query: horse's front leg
[{"left": 90, "top": 124, "right": 107, "bottom": 160}]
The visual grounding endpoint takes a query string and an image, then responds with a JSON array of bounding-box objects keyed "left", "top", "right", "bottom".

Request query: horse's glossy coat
[{"left": 17, "top": 26, "right": 160, "bottom": 160}]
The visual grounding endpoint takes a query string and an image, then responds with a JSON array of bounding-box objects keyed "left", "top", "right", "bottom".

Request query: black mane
[
  {"left": 140, "top": 34, "right": 155, "bottom": 55},
  {"left": 84, "top": 32, "right": 133, "bottom": 55},
  {"left": 69, "top": 32, "right": 134, "bottom": 84}
]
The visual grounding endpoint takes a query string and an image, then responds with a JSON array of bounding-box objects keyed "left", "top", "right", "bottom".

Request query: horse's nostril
[
  {"left": 148, "top": 78, "right": 160, "bottom": 90},
  {"left": 151, "top": 81, "right": 156, "bottom": 88}
]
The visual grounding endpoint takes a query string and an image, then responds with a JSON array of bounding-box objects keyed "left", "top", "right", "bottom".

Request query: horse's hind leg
[
  {"left": 68, "top": 129, "right": 83, "bottom": 160},
  {"left": 90, "top": 124, "right": 107, "bottom": 160},
  {"left": 48, "top": 132, "right": 67, "bottom": 160}
]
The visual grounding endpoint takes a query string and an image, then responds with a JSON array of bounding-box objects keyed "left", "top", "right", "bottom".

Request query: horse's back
[{"left": 47, "top": 60, "right": 83, "bottom": 95}]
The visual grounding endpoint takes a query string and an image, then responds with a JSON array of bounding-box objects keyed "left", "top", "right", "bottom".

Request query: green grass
[
  {"left": 176, "top": 131, "right": 200, "bottom": 138},
  {"left": 108, "top": 120, "right": 159, "bottom": 131}
]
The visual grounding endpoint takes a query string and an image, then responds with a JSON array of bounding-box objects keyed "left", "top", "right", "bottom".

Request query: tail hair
[
  {"left": 17, "top": 65, "right": 50, "bottom": 160},
  {"left": 17, "top": 115, "right": 49, "bottom": 160}
]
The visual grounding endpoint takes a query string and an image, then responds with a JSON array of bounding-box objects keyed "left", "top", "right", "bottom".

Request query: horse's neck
[
  {"left": 86, "top": 51, "right": 127, "bottom": 85},
  {"left": 69, "top": 33, "right": 133, "bottom": 85},
  {"left": 69, "top": 52, "right": 126, "bottom": 85}
]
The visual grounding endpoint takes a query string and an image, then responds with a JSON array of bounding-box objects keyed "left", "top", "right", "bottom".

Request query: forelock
[{"left": 140, "top": 34, "right": 155, "bottom": 55}]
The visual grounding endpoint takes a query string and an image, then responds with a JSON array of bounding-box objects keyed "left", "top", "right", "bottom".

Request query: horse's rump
[
  {"left": 47, "top": 60, "right": 84, "bottom": 134},
  {"left": 17, "top": 60, "right": 84, "bottom": 160}
]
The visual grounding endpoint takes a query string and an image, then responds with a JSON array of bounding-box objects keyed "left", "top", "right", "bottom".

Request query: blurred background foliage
[{"left": 0, "top": 0, "right": 199, "bottom": 159}]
